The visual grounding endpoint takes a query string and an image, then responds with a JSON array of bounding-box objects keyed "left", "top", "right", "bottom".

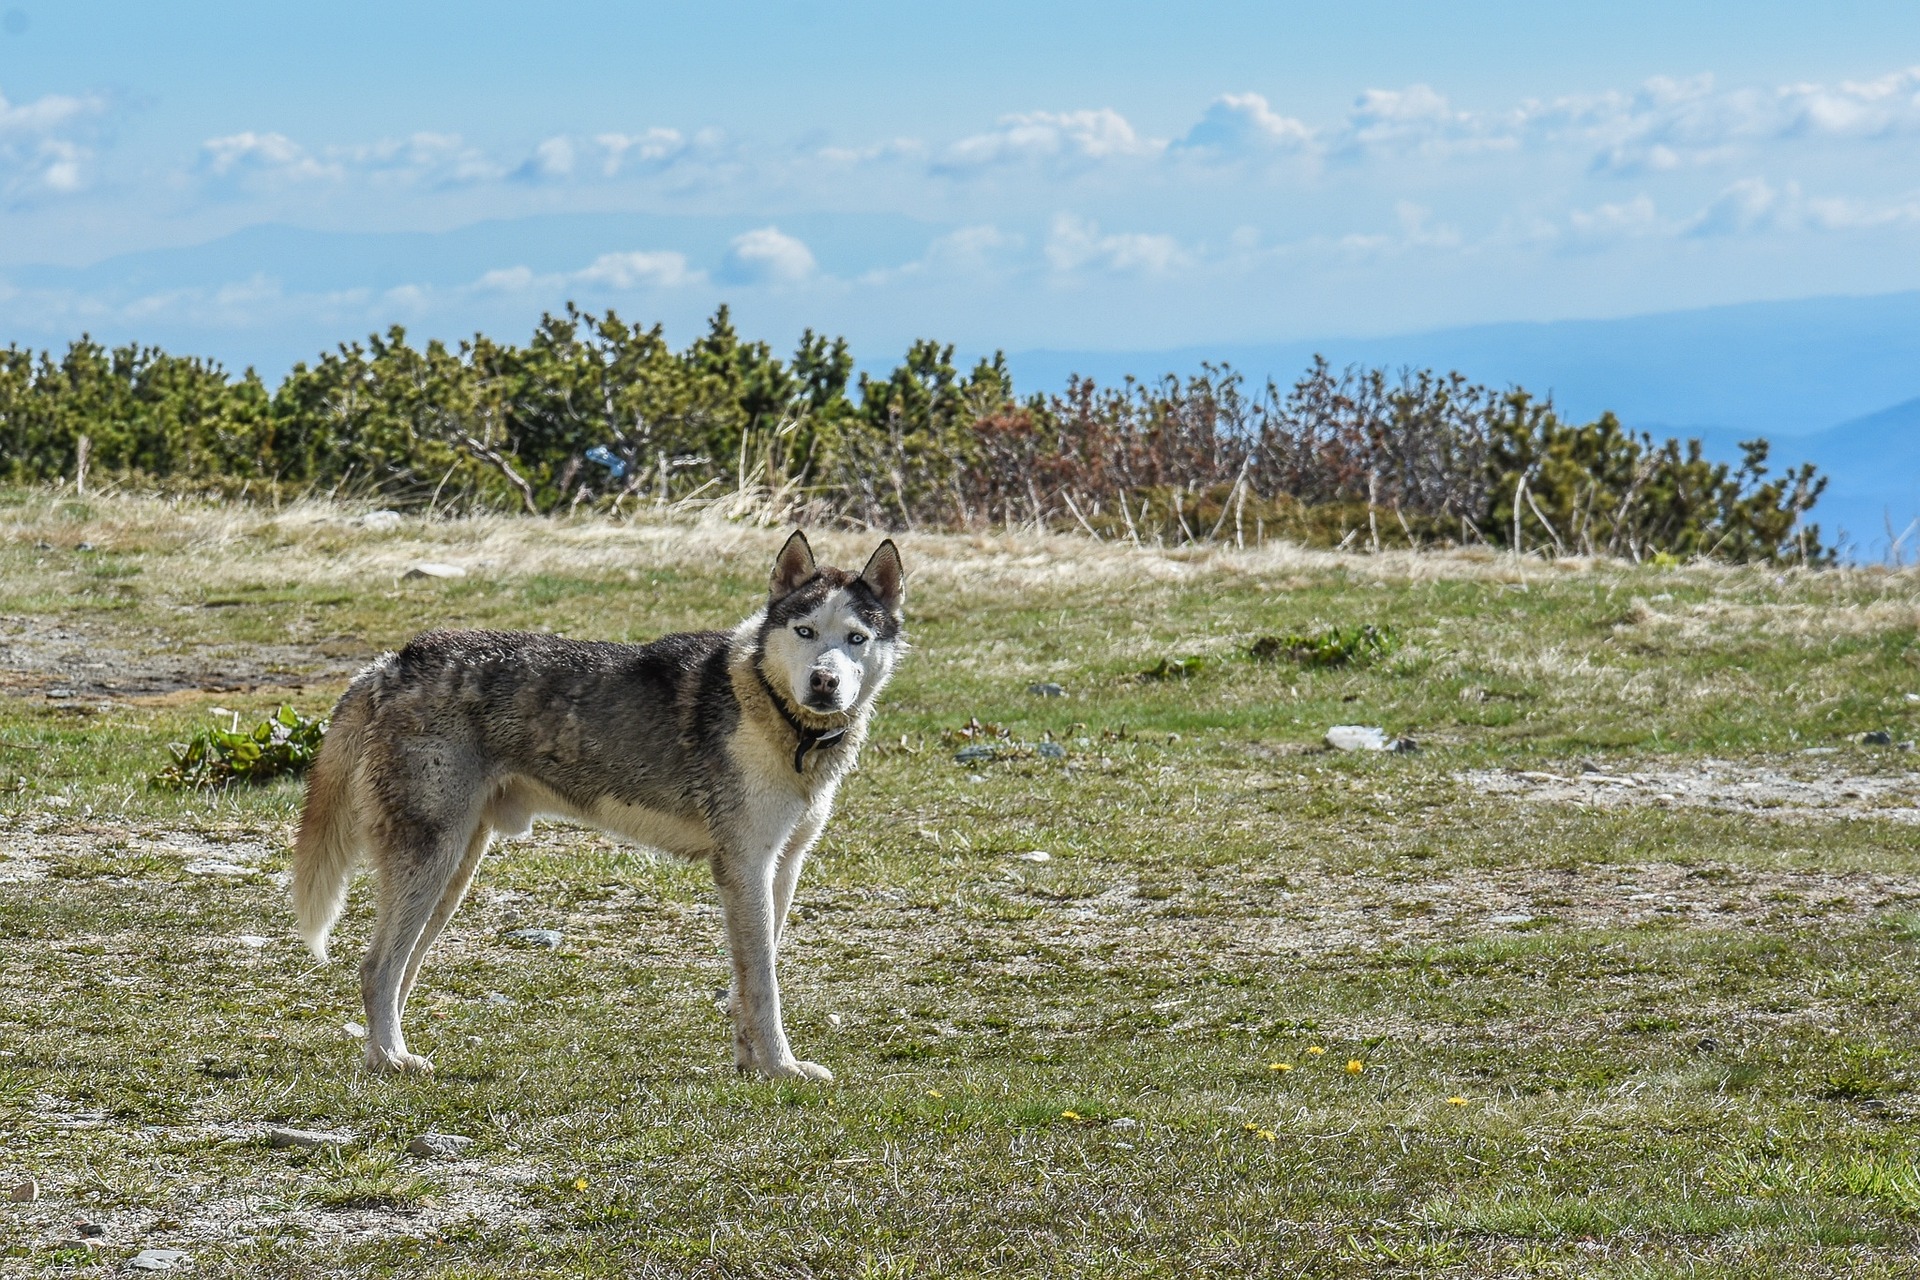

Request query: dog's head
[{"left": 758, "top": 530, "right": 905, "bottom": 718}]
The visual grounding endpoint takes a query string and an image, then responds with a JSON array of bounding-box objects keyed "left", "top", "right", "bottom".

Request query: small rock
[
  {"left": 33, "top": 539, "right": 51, "bottom": 550},
  {"left": 267, "top": 1126, "right": 354, "bottom": 1150},
  {"left": 235, "top": 935, "right": 271, "bottom": 949},
  {"left": 827, "top": 1013, "right": 844, "bottom": 1028},
  {"left": 1108, "top": 1117, "right": 1138, "bottom": 1129},
  {"left": 407, "top": 1132, "right": 475, "bottom": 1160},
  {"left": 501, "top": 927, "right": 563, "bottom": 949},
  {"left": 128, "top": 1248, "right": 189, "bottom": 1271},
  {"left": 484, "top": 991, "right": 512, "bottom": 1006},
  {"left": 1801, "top": 746, "right": 1840, "bottom": 756},
  {"left": 46, "top": 688, "right": 73, "bottom": 700},
  {"left": 403, "top": 562, "right": 466, "bottom": 580},
  {"left": 1860, "top": 730, "right": 1894, "bottom": 746},
  {"left": 1900, "top": 741, "right": 1916, "bottom": 752},
  {"left": 1387, "top": 736, "right": 1419, "bottom": 753},
  {"left": 342, "top": 1021, "right": 366, "bottom": 1040},
  {"left": 1695, "top": 1037, "right": 1721, "bottom": 1053},
  {"left": 9, "top": 1177, "right": 37, "bottom": 1203},
  {"left": 1011, "top": 850, "right": 1051, "bottom": 863},
  {"left": 1036, "top": 741, "right": 1067, "bottom": 760},
  {"left": 77, "top": 1221, "right": 106, "bottom": 1238},
  {"left": 1488, "top": 912, "right": 1535, "bottom": 926},
  {"left": 183, "top": 859, "right": 252, "bottom": 877},
  {"left": 1905, "top": 693, "right": 1920, "bottom": 704},
  {"left": 954, "top": 743, "right": 1004, "bottom": 764},
  {"left": 1027, "top": 682, "right": 1068, "bottom": 698},
  {"left": 75, "top": 542, "right": 95, "bottom": 552},
  {"left": 1325, "top": 725, "right": 1389, "bottom": 752},
  {"left": 57, "top": 1239, "right": 101, "bottom": 1256},
  {"left": 358, "top": 509, "right": 404, "bottom": 530}
]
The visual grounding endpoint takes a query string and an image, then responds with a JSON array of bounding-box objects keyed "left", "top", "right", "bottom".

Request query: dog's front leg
[{"left": 712, "top": 849, "right": 832, "bottom": 1082}]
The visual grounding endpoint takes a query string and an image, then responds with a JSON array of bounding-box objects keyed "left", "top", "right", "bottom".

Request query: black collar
[{"left": 755, "top": 667, "right": 848, "bottom": 772}]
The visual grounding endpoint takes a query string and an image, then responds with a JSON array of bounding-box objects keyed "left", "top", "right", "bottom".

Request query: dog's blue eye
[
  {"left": 848, "top": 633, "right": 867, "bottom": 646},
  {"left": 795, "top": 626, "right": 815, "bottom": 640}
]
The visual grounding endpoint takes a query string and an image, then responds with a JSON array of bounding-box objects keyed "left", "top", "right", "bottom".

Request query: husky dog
[{"left": 290, "top": 531, "right": 904, "bottom": 1082}]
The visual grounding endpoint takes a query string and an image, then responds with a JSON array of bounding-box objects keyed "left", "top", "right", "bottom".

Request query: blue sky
[{"left": 5, "top": 1, "right": 1920, "bottom": 374}]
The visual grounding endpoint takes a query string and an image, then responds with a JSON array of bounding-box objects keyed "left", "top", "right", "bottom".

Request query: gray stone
[
  {"left": 502, "top": 927, "right": 563, "bottom": 949},
  {"left": 1037, "top": 741, "right": 1067, "bottom": 760},
  {"left": 128, "top": 1248, "right": 189, "bottom": 1271},
  {"left": 358, "top": 509, "right": 404, "bottom": 530},
  {"left": 1027, "top": 682, "right": 1068, "bottom": 697},
  {"left": 8, "top": 1177, "right": 36, "bottom": 1202},
  {"left": 266, "top": 1126, "right": 354, "bottom": 1150},
  {"left": 1325, "top": 725, "right": 1389, "bottom": 752},
  {"left": 1860, "top": 729, "right": 1894, "bottom": 746},
  {"left": 403, "top": 562, "right": 467, "bottom": 580},
  {"left": 408, "top": 1132, "right": 475, "bottom": 1159},
  {"left": 1488, "top": 913, "right": 1535, "bottom": 926}
]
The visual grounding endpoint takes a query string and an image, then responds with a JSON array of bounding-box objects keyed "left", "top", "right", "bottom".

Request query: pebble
[
  {"left": 8, "top": 1178, "right": 36, "bottom": 1203},
  {"left": 1011, "top": 850, "right": 1051, "bottom": 863},
  {"left": 45, "top": 688, "right": 73, "bottom": 700},
  {"left": 1027, "top": 682, "right": 1068, "bottom": 697},
  {"left": 501, "top": 927, "right": 563, "bottom": 949},
  {"left": 827, "top": 1013, "right": 844, "bottom": 1028},
  {"left": 1860, "top": 730, "right": 1894, "bottom": 746},
  {"left": 266, "top": 1126, "right": 354, "bottom": 1150},
  {"left": 407, "top": 1132, "right": 475, "bottom": 1160},
  {"left": 1036, "top": 741, "right": 1067, "bottom": 760},
  {"left": 403, "top": 562, "right": 467, "bottom": 580},
  {"left": 342, "top": 1021, "right": 367, "bottom": 1039},
  {"left": 128, "top": 1248, "right": 189, "bottom": 1271},
  {"left": 1325, "top": 725, "right": 1388, "bottom": 752},
  {"left": 1488, "top": 913, "right": 1535, "bottom": 926},
  {"left": 77, "top": 1221, "right": 106, "bottom": 1238},
  {"left": 358, "top": 510, "right": 404, "bottom": 530},
  {"left": 235, "top": 935, "right": 271, "bottom": 949}
]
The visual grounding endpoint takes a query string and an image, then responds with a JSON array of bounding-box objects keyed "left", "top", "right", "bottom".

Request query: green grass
[{"left": 1, "top": 491, "right": 1918, "bottom": 1277}]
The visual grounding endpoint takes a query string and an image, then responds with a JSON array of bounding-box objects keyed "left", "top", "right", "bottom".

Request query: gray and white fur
[{"left": 290, "top": 531, "right": 904, "bottom": 1081}]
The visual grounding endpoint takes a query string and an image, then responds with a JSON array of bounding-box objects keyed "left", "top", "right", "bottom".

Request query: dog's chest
[{"left": 586, "top": 798, "right": 717, "bottom": 860}]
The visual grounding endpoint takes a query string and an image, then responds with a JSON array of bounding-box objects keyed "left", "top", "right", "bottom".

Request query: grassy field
[{"left": 2, "top": 489, "right": 1919, "bottom": 1278}]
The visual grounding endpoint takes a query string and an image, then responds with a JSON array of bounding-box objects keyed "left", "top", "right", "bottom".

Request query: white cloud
[
  {"left": 1686, "top": 178, "right": 1790, "bottom": 237},
  {"left": 575, "top": 250, "right": 701, "bottom": 289},
  {"left": 1045, "top": 214, "right": 1189, "bottom": 276},
  {"left": 0, "top": 87, "right": 110, "bottom": 200},
  {"left": 596, "top": 128, "right": 687, "bottom": 175},
  {"left": 201, "top": 131, "right": 340, "bottom": 183},
  {"left": 1178, "top": 92, "right": 1314, "bottom": 154},
  {"left": 473, "top": 250, "right": 705, "bottom": 295},
  {"left": 721, "top": 226, "right": 816, "bottom": 284},
  {"left": 940, "top": 108, "right": 1160, "bottom": 172}
]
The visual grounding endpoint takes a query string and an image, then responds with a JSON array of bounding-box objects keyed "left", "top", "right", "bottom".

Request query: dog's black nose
[{"left": 809, "top": 669, "right": 840, "bottom": 697}]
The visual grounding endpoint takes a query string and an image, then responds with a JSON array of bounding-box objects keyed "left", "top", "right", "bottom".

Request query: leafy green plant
[
  {"left": 152, "top": 705, "right": 327, "bottom": 790},
  {"left": 1141, "top": 655, "right": 1209, "bottom": 680},
  {"left": 1250, "top": 623, "right": 1398, "bottom": 668}
]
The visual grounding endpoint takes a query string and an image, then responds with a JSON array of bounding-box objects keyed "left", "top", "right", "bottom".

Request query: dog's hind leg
[
  {"left": 360, "top": 823, "right": 471, "bottom": 1075},
  {"left": 396, "top": 822, "right": 492, "bottom": 1018}
]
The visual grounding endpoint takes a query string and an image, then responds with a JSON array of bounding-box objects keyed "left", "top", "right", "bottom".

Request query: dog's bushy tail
[{"left": 291, "top": 682, "right": 372, "bottom": 962}]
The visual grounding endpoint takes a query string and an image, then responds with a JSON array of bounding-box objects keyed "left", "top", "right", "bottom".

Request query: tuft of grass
[
  {"left": 1250, "top": 622, "right": 1398, "bottom": 667},
  {"left": 152, "top": 704, "right": 328, "bottom": 790}
]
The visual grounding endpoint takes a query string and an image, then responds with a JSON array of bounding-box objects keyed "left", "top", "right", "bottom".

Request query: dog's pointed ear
[
  {"left": 859, "top": 539, "right": 904, "bottom": 614},
  {"left": 770, "top": 529, "right": 816, "bottom": 599}
]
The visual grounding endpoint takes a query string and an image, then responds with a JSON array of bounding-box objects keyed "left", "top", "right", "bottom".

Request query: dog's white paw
[
  {"left": 763, "top": 1058, "right": 833, "bottom": 1083},
  {"left": 364, "top": 1044, "right": 434, "bottom": 1075}
]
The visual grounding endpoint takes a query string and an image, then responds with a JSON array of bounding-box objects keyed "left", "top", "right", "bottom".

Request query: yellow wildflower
[
  {"left": 1242, "top": 1121, "right": 1258, "bottom": 1131},
  {"left": 1447, "top": 1096, "right": 1469, "bottom": 1106},
  {"left": 926, "top": 1089, "right": 943, "bottom": 1098},
  {"left": 1346, "top": 1059, "right": 1364, "bottom": 1074},
  {"left": 572, "top": 1177, "right": 588, "bottom": 1191},
  {"left": 1060, "top": 1109, "right": 1081, "bottom": 1120},
  {"left": 1268, "top": 1062, "right": 1293, "bottom": 1072},
  {"left": 1306, "top": 1045, "right": 1326, "bottom": 1056},
  {"left": 1256, "top": 1129, "right": 1277, "bottom": 1142}
]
